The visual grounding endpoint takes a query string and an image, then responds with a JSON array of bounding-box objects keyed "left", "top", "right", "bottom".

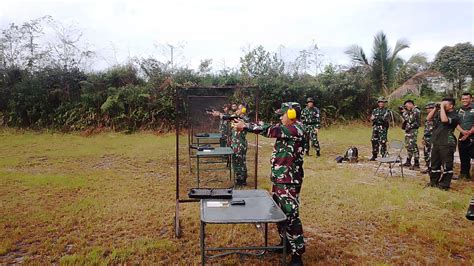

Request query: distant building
[{"left": 388, "top": 71, "right": 472, "bottom": 100}]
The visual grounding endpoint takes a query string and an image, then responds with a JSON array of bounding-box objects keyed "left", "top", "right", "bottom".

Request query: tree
[
  {"left": 239, "top": 45, "right": 284, "bottom": 82},
  {"left": 432, "top": 42, "right": 474, "bottom": 97},
  {"left": 345, "top": 31, "right": 409, "bottom": 96}
]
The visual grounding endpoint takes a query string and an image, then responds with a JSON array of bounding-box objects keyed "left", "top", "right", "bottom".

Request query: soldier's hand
[
  {"left": 232, "top": 119, "right": 246, "bottom": 131},
  {"left": 315, "top": 128, "right": 319, "bottom": 134},
  {"left": 370, "top": 115, "right": 375, "bottom": 121}
]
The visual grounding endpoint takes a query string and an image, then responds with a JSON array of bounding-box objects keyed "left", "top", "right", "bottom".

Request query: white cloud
[{"left": 0, "top": 0, "right": 472, "bottom": 71}]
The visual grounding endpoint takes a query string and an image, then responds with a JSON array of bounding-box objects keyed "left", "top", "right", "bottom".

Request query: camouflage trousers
[
  {"left": 405, "top": 129, "right": 419, "bottom": 160},
  {"left": 423, "top": 136, "right": 432, "bottom": 165},
  {"left": 272, "top": 183, "right": 305, "bottom": 256},
  {"left": 232, "top": 145, "right": 247, "bottom": 182},
  {"left": 304, "top": 124, "right": 320, "bottom": 153},
  {"left": 371, "top": 126, "right": 388, "bottom": 156}
]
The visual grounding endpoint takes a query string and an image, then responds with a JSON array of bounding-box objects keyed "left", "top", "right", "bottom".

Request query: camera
[
  {"left": 398, "top": 105, "right": 406, "bottom": 111},
  {"left": 435, "top": 103, "right": 441, "bottom": 109}
]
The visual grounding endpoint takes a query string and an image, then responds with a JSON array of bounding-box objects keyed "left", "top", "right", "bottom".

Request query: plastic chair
[{"left": 374, "top": 140, "right": 404, "bottom": 178}]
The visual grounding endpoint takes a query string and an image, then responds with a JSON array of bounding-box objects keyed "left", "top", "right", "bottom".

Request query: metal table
[
  {"left": 195, "top": 133, "right": 223, "bottom": 146},
  {"left": 200, "top": 189, "right": 287, "bottom": 265},
  {"left": 196, "top": 147, "right": 233, "bottom": 187}
]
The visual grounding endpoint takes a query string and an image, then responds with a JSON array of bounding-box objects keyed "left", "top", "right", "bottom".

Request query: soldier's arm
[
  {"left": 426, "top": 107, "right": 437, "bottom": 121},
  {"left": 315, "top": 108, "right": 321, "bottom": 129},
  {"left": 412, "top": 110, "right": 421, "bottom": 129}
]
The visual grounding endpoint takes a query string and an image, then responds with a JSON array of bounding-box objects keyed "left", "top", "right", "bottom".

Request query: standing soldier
[
  {"left": 370, "top": 97, "right": 392, "bottom": 161},
  {"left": 301, "top": 97, "right": 321, "bottom": 156},
  {"left": 401, "top": 100, "right": 421, "bottom": 170},
  {"left": 421, "top": 102, "right": 436, "bottom": 174},
  {"left": 230, "top": 104, "right": 249, "bottom": 186},
  {"left": 455, "top": 92, "right": 474, "bottom": 180},
  {"left": 426, "top": 98, "right": 460, "bottom": 190},
  {"left": 218, "top": 104, "right": 232, "bottom": 147},
  {"left": 234, "top": 102, "right": 306, "bottom": 266}
]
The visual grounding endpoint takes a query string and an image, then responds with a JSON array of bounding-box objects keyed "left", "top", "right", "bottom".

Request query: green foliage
[
  {"left": 346, "top": 31, "right": 410, "bottom": 96},
  {"left": 432, "top": 42, "right": 474, "bottom": 96}
]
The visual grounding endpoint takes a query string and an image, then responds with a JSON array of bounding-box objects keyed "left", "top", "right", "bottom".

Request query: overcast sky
[{"left": 1, "top": 0, "right": 473, "bottom": 72}]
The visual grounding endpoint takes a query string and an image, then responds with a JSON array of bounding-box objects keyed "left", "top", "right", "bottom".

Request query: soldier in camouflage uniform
[
  {"left": 230, "top": 104, "right": 250, "bottom": 186},
  {"left": 217, "top": 104, "right": 232, "bottom": 147},
  {"left": 301, "top": 97, "right": 321, "bottom": 156},
  {"left": 370, "top": 97, "right": 392, "bottom": 160},
  {"left": 401, "top": 99, "right": 421, "bottom": 170},
  {"left": 234, "top": 102, "right": 306, "bottom": 266},
  {"left": 421, "top": 102, "right": 435, "bottom": 174}
]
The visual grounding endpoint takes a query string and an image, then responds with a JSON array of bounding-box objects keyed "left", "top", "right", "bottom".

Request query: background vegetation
[{"left": 1, "top": 18, "right": 473, "bottom": 131}]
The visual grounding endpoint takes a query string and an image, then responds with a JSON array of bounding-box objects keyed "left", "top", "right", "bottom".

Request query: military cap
[
  {"left": 306, "top": 97, "right": 314, "bottom": 103},
  {"left": 275, "top": 102, "right": 301, "bottom": 116},
  {"left": 377, "top": 97, "right": 388, "bottom": 103},
  {"left": 424, "top": 102, "right": 436, "bottom": 109}
]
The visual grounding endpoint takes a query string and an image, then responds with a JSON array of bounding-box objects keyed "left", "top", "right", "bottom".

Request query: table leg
[
  {"left": 197, "top": 155, "right": 200, "bottom": 188},
  {"left": 282, "top": 224, "right": 287, "bottom": 266},
  {"left": 264, "top": 223, "right": 268, "bottom": 247},
  {"left": 229, "top": 154, "right": 232, "bottom": 182},
  {"left": 200, "top": 221, "right": 205, "bottom": 265}
]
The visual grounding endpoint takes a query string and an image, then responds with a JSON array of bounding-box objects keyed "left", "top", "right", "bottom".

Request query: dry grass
[{"left": 0, "top": 124, "right": 473, "bottom": 265}]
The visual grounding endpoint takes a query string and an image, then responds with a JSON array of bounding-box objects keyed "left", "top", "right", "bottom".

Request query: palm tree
[{"left": 345, "top": 31, "right": 409, "bottom": 96}]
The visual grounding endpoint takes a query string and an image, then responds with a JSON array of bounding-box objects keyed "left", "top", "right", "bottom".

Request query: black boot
[
  {"left": 410, "top": 159, "right": 420, "bottom": 170},
  {"left": 421, "top": 164, "right": 430, "bottom": 174},
  {"left": 289, "top": 254, "right": 303, "bottom": 266},
  {"left": 316, "top": 150, "right": 320, "bottom": 157},
  {"left": 369, "top": 154, "right": 377, "bottom": 161},
  {"left": 466, "top": 198, "right": 474, "bottom": 221},
  {"left": 403, "top": 158, "right": 411, "bottom": 167}
]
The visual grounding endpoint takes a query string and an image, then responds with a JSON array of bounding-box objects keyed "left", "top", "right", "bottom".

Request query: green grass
[{"left": 0, "top": 125, "right": 473, "bottom": 264}]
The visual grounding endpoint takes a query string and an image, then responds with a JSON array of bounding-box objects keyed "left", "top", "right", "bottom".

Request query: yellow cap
[
  {"left": 287, "top": 108, "right": 297, "bottom": 119},
  {"left": 241, "top": 107, "right": 247, "bottom": 114}
]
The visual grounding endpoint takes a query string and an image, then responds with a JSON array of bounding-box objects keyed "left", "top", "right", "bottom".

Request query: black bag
[{"left": 343, "top": 146, "right": 359, "bottom": 163}]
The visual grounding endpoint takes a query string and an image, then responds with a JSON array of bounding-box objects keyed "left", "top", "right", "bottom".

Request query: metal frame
[
  {"left": 199, "top": 190, "right": 287, "bottom": 265},
  {"left": 374, "top": 139, "right": 405, "bottom": 178},
  {"left": 174, "top": 85, "right": 260, "bottom": 238}
]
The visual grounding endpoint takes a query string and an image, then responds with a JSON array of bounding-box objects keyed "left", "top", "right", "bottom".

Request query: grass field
[{"left": 0, "top": 124, "right": 473, "bottom": 265}]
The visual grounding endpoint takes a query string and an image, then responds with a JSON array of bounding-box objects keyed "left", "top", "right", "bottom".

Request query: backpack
[{"left": 344, "top": 146, "right": 359, "bottom": 163}]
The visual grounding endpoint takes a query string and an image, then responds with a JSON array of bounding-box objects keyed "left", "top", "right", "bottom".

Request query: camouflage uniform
[
  {"left": 231, "top": 115, "right": 249, "bottom": 184},
  {"left": 402, "top": 107, "right": 421, "bottom": 163},
  {"left": 219, "top": 113, "right": 232, "bottom": 147},
  {"left": 301, "top": 106, "right": 321, "bottom": 155},
  {"left": 244, "top": 102, "right": 306, "bottom": 256},
  {"left": 371, "top": 107, "right": 391, "bottom": 157}
]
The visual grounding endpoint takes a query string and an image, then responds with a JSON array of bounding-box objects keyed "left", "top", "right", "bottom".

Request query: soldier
[
  {"left": 212, "top": 104, "right": 249, "bottom": 185},
  {"left": 301, "top": 97, "right": 321, "bottom": 156},
  {"left": 217, "top": 104, "right": 232, "bottom": 147},
  {"left": 401, "top": 99, "right": 421, "bottom": 170},
  {"left": 421, "top": 102, "right": 436, "bottom": 174},
  {"left": 230, "top": 104, "right": 249, "bottom": 186},
  {"left": 370, "top": 97, "right": 392, "bottom": 161},
  {"left": 455, "top": 92, "right": 474, "bottom": 180},
  {"left": 234, "top": 102, "right": 306, "bottom": 266},
  {"left": 426, "top": 98, "right": 460, "bottom": 190}
]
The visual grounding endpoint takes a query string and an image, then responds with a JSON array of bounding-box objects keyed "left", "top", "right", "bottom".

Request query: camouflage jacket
[
  {"left": 402, "top": 108, "right": 421, "bottom": 132},
  {"left": 245, "top": 121, "right": 305, "bottom": 184},
  {"left": 371, "top": 107, "right": 391, "bottom": 128},
  {"left": 219, "top": 117, "right": 231, "bottom": 138},
  {"left": 301, "top": 107, "right": 321, "bottom": 128},
  {"left": 423, "top": 119, "right": 434, "bottom": 139},
  {"left": 231, "top": 115, "right": 250, "bottom": 151}
]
